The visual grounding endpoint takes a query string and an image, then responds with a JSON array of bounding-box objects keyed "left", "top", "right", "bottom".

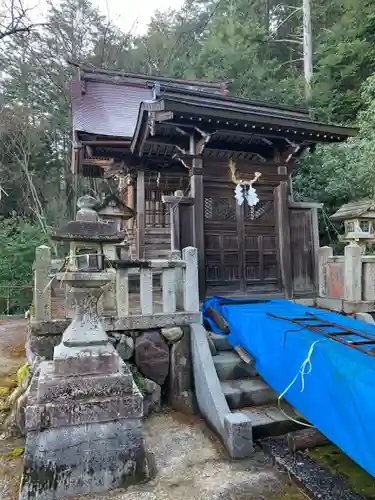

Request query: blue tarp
[{"left": 202, "top": 297, "right": 375, "bottom": 477}]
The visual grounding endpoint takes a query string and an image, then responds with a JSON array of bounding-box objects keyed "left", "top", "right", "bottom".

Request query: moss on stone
[
  {"left": 0, "top": 447, "right": 24, "bottom": 459},
  {"left": 309, "top": 445, "right": 375, "bottom": 498},
  {"left": 133, "top": 372, "right": 146, "bottom": 394},
  {"left": 0, "top": 376, "right": 17, "bottom": 415},
  {"left": 16, "top": 363, "right": 30, "bottom": 387}
]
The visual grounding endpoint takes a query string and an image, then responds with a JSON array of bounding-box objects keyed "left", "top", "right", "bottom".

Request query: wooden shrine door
[{"left": 204, "top": 183, "right": 281, "bottom": 296}]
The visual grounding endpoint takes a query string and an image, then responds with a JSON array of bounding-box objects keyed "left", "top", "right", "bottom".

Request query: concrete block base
[
  {"left": 20, "top": 357, "right": 152, "bottom": 500},
  {"left": 224, "top": 413, "right": 253, "bottom": 459},
  {"left": 19, "top": 419, "right": 151, "bottom": 500}
]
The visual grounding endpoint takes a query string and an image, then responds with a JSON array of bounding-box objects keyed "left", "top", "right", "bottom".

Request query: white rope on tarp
[{"left": 277, "top": 340, "right": 320, "bottom": 428}]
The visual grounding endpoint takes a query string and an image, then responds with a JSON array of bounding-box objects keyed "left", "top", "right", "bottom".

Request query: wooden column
[
  {"left": 275, "top": 176, "right": 293, "bottom": 299},
  {"left": 190, "top": 137, "right": 205, "bottom": 300},
  {"left": 170, "top": 191, "right": 182, "bottom": 251},
  {"left": 162, "top": 193, "right": 194, "bottom": 252},
  {"left": 136, "top": 169, "right": 145, "bottom": 259}
]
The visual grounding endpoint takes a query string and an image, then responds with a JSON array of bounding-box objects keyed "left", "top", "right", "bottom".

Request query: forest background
[{"left": 0, "top": 0, "right": 374, "bottom": 311}]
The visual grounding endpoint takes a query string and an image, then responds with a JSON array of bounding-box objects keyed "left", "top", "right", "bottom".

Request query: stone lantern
[
  {"left": 20, "top": 195, "right": 150, "bottom": 500},
  {"left": 51, "top": 194, "right": 126, "bottom": 316},
  {"left": 331, "top": 199, "right": 375, "bottom": 253},
  {"left": 97, "top": 193, "right": 135, "bottom": 261}
]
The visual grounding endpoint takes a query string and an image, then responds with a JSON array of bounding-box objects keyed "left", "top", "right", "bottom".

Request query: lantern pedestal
[{"left": 19, "top": 200, "right": 152, "bottom": 500}]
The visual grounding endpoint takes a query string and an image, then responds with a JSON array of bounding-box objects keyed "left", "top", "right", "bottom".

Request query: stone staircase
[{"left": 208, "top": 332, "right": 302, "bottom": 440}]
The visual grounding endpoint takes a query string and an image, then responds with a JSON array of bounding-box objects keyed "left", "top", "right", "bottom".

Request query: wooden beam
[
  {"left": 81, "top": 140, "right": 131, "bottom": 146},
  {"left": 287, "top": 428, "right": 329, "bottom": 452},
  {"left": 136, "top": 170, "right": 145, "bottom": 259},
  {"left": 162, "top": 195, "right": 194, "bottom": 205},
  {"left": 275, "top": 178, "right": 293, "bottom": 299},
  {"left": 189, "top": 136, "right": 206, "bottom": 300}
]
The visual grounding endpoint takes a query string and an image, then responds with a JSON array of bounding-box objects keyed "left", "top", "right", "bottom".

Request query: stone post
[
  {"left": 170, "top": 249, "right": 183, "bottom": 310},
  {"left": 116, "top": 267, "right": 129, "bottom": 318},
  {"left": 183, "top": 246, "right": 199, "bottom": 313},
  {"left": 344, "top": 242, "right": 362, "bottom": 303},
  {"left": 318, "top": 246, "right": 333, "bottom": 298},
  {"left": 34, "top": 245, "right": 51, "bottom": 320},
  {"left": 64, "top": 284, "right": 74, "bottom": 318}
]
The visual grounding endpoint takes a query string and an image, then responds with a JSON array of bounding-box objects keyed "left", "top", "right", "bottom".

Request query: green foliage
[
  {"left": 294, "top": 75, "right": 375, "bottom": 214},
  {"left": 0, "top": 217, "right": 47, "bottom": 313},
  {"left": 1, "top": 0, "right": 375, "bottom": 290}
]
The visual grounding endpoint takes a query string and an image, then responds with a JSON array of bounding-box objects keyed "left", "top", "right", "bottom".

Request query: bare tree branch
[{"left": 0, "top": 0, "right": 46, "bottom": 41}]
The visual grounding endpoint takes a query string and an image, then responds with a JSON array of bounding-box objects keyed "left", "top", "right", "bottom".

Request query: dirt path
[
  {"left": 84, "top": 411, "right": 306, "bottom": 500},
  {"left": 0, "top": 411, "right": 307, "bottom": 500},
  {"left": 0, "top": 318, "right": 27, "bottom": 498},
  {"left": 0, "top": 318, "right": 27, "bottom": 420},
  {"left": 0, "top": 319, "right": 27, "bottom": 377}
]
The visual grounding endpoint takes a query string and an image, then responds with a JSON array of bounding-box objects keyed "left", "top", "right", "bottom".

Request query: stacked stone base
[{"left": 19, "top": 356, "right": 152, "bottom": 500}]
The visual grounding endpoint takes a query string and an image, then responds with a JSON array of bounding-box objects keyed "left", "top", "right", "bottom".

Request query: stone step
[
  {"left": 144, "top": 248, "right": 171, "bottom": 258},
  {"left": 145, "top": 227, "right": 171, "bottom": 235},
  {"left": 209, "top": 333, "right": 232, "bottom": 351},
  {"left": 222, "top": 378, "right": 277, "bottom": 409},
  {"left": 213, "top": 351, "right": 257, "bottom": 381},
  {"left": 238, "top": 403, "right": 303, "bottom": 440},
  {"left": 144, "top": 239, "right": 170, "bottom": 246}
]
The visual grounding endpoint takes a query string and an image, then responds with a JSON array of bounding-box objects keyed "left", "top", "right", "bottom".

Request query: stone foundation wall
[{"left": 27, "top": 323, "right": 196, "bottom": 418}]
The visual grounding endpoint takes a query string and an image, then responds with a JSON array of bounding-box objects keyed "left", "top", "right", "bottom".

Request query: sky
[
  {"left": 92, "top": 0, "right": 185, "bottom": 33},
  {"left": 27, "top": 0, "right": 185, "bottom": 34}
]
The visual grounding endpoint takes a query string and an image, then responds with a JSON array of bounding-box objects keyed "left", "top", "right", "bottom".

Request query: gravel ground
[
  {"left": 83, "top": 411, "right": 306, "bottom": 500},
  {"left": 0, "top": 411, "right": 307, "bottom": 500},
  {"left": 0, "top": 319, "right": 306, "bottom": 500}
]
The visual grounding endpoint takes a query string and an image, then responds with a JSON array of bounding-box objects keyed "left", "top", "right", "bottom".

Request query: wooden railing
[{"left": 33, "top": 245, "right": 200, "bottom": 329}]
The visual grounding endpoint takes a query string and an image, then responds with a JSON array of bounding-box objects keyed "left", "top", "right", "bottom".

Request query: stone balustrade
[
  {"left": 33, "top": 245, "right": 200, "bottom": 329},
  {"left": 318, "top": 243, "right": 375, "bottom": 313}
]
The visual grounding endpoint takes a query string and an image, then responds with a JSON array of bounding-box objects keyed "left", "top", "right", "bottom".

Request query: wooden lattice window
[
  {"left": 244, "top": 200, "right": 273, "bottom": 221},
  {"left": 204, "top": 197, "right": 236, "bottom": 221},
  {"left": 145, "top": 189, "right": 174, "bottom": 227}
]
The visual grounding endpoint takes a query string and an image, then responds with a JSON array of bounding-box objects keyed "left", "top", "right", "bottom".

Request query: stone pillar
[
  {"left": 170, "top": 250, "right": 183, "bottom": 310},
  {"left": 98, "top": 269, "right": 117, "bottom": 317},
  {"left": 116, "top": 267, "right": 129, "bottom": 318},
  {"left": 183, "top": 247, "right": 199, "bottom": 313},
  {"left": 344, "top": 242, "right": 362, "bottom": 303},
  {"left": 64, "top": 284, "right": 74, "bottom": 318},
  {"left": 318, "top": 246, "right": 333, "bottom": 298},
  {"left": 34, "top": 245, "right": 51, "bottom": 321}
]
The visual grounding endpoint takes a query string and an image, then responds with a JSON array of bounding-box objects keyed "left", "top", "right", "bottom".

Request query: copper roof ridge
[{"left": 67, "top": 59, "right": 231, "bottom": 89}]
